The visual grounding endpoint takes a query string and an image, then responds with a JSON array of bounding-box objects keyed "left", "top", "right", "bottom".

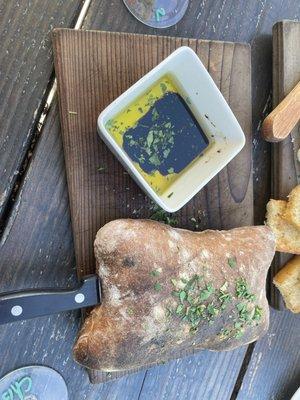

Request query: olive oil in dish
[{"left": 105, "top": 76, "right": 209, "bottom": 195}]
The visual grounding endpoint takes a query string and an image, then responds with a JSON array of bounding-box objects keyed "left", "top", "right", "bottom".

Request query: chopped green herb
[
  {"left": 150, "top": 205, "right": 178, "bottom": 226},
  {"left": 167, "top": 192, "right": 174, "bottom": 198},
  {"left": 207, "top": 303, "right": 219, "bottom": 317},
  {"left": 199, "top": 283, "right": 214, "bottom": 301},
  {"left": 167, "top": 167, "right": 174, "bottom": 174},
  {"left": 234, "top": 323, "right": 244, "bottom": 338},
  {"left": 147, "top": 131, "right": 154, "bottom": 147},
  {"left": 220, "top": 282, "right": 228, "bottom": 292},
  {"left": 190, "top": 326, "right": 198, "bottom": 334},
  {"left": 171, "top": 278, "right": 177, "bottom": 287},
  {"left": 176, "top": 304, "right": 184, "bottom": 315},
  {"left": 154, "top": 282, "right": 162, "bottom": 291},
  {"left": 127, "top": 307, "right": 134, "bottom": 316},
  {"left": 138, "top": 107, "right": 143, "bottom": 113},
  {"left": 160, "top": 82, "right": 167, "bottom": 93},
  {"left": 150, "top": 269, "right": 160, "bottom": 277},
  {"left": 236, "top": 278, "right": 256, "bottom": 301},
  {"left": 219, "top": 328, "right": 230, "bottom": 338},
  {"left": 151, "top": 108, "right": 159, "bottom": 121},
  {"left": 219, "top": 291, "right": 232, "bottom": 304},
  {"left": 149, "top": 153, "right": 161, "bottom": 167},
  {"left": 163, "top": 148, "right": 170, "bottom": 158},
  {"left": 179, "top": 291, "right": 187, "bottom": 303},
  {"left": 228, "top": 257, "right": 237, "bottom": 268},
  {"left": 234, "top": 330, "right": 244, "bottom": 339},
  {"left": 236, "top": 302, "right": 251, "bottom": 322},
  {"left": 253, "top": 305, "right": 263, "bottom": 321}
]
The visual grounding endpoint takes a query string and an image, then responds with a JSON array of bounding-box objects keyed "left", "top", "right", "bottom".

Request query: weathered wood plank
[
  {"left": 52, "top": 28, "right": 252, "bottom": 383},
  {"left": 0, "top": 103, "right": 146, "bottom": 399},
  {"left": 270, "top": 20, "right": 300, "bottom": 309},
  {"left": 139, "top": 348, "right": 246, "bottom": 400},
  {"left": 0, "top": 0, "right": 82, "bottom": 218},
  {"left": 236, "top": 309, "right": 300, "bottom": 400}
]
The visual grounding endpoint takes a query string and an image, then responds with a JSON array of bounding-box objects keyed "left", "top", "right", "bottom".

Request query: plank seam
[
  {"left": 137, "top": 370, "right": 148, "bottom": 400},
  {"left": 229, "top": 342, "right": 256, "bottom": 400},
  {"left": 0, "top": 0, "right": 93, "bottom": 239}
]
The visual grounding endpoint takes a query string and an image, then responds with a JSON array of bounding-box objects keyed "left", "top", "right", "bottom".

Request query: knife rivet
[
  {"left": 75, "top": 293, "right": 85, "bottom": 304},
  {"left": 11, "top": 305, "right": 23, "bottom": 316}
]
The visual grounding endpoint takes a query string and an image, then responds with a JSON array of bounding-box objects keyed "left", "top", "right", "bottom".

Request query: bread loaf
[
  {"left": 273, "top": 255, "right": 300, "bottom": 313},
  {"left": 73, "top": 219, "right": 275, "bottom": 372}
]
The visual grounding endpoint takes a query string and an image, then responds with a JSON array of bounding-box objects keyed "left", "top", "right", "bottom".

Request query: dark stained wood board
[
  {"left": 0, "top": 0, "right": 82, "bottom": 219},
  {"left": 52, "top": 28, "right": 253, "bottom": 384},
  {"left": 269, "top": 21, "right": 300, "bottom": 309}
]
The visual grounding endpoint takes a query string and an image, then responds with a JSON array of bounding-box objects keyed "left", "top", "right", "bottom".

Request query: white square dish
[{"left": 97, "top": 46, "right": 246, "bottom": 213}]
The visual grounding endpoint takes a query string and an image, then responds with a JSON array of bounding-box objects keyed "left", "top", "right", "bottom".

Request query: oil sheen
[{"left": 105, "top": 76, "right": 209, "bottom": 195}]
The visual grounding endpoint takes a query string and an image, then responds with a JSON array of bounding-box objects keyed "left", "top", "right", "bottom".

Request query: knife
[{"left": 0, "top": 275, "right": 101, "bottom": 325}]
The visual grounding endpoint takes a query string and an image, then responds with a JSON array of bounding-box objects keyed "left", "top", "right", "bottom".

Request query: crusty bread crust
[
  {"left": 284, "top": 185, "right": 300, "bottom": 229},
  {"left": 73, "top": 220, "right": 275, "bottom": 372},
  {"left": 273, "top": 255, "right": 300, "bottom": 313},
  {"left": 266, "top": 199, "right": 300, "bottom": 254}
]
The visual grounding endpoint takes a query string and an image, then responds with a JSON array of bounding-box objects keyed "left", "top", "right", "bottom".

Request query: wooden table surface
[{"left": 0, "top": 1, "right": 299, "bottom": 399}]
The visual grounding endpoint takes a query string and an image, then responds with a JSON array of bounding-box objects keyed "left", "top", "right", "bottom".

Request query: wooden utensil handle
[{"left": 262, "top": 81, "right": 300, "bottom": 142}]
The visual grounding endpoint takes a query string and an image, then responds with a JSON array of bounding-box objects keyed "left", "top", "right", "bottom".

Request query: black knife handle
[{"left": 0, "top": 275, "right": 101, "bottom": 325}]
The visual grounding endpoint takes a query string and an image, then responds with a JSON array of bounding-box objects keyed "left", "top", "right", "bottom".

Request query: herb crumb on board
[
  {"left": 97, "top": 165, "right": 107, "bottom": 172},
  {"left": 149, "top": 204, "right": 178, "bottom": 226}
]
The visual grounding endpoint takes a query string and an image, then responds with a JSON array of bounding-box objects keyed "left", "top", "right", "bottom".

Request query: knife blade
[{"left": 0, "top": 275, "right": 101, "bottom": 325}]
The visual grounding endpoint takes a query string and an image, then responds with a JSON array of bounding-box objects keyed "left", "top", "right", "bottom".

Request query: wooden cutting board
[
  {"left": 52, "top": 28, "right": 252, "bottom": 383},
  {"left": 270, "top": 21, "right": 300, "bottom": 309}
]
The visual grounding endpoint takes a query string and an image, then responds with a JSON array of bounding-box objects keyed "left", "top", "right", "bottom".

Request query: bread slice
[
  {"left": 273, "top": 255, "right": 300, "bottom": 313},
  {"left": 266, "top": 199, "right": 300, "bottom": 254},
  {"left": 284, "top": 185, "right": 300, "bottom": 229}
]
